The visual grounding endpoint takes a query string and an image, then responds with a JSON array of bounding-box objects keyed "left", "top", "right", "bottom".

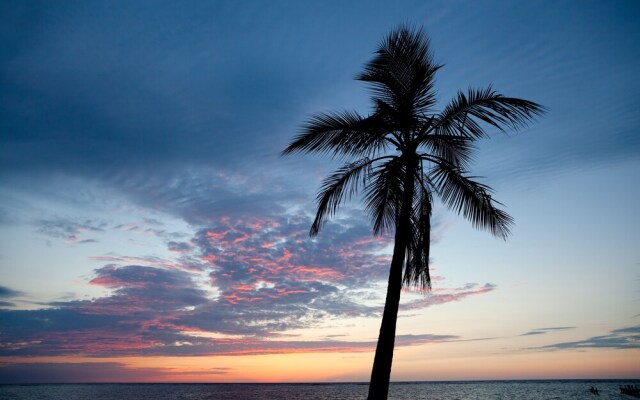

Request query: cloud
[
  {"left": 521, "top": 331, "right": 545, "bottom": 336},
  {"left": 538, "top": 326, "right": 640, "bottom": 350},
  {"left": 0, "top": 0, "right": 638, "bottom": 386},
  {"left": 0, "top": 362, "right": 230, "bottom": 383},
  {"left": 0, "top": 286, "right": 23, "bottom": 298},
  {"left": 401, "top": 283, "right": 497, "bottom": 311},
  {"left": 1, "top": 0, "right": 637, "bottom": 219},
  {"left": 0, "top": 286, "right": 23, "bottom": 308},
  {"left": 0, "top": 1, "right": 333, "bottom": 182},
  {"left": 0, "top": 211, "right": 493, "bottom": 358},
  {"left": 105, "top": 168, "right": 296, "bottom": 226},
  {"left": 82, "top": 264, "right": 211, "bottom": 313},
  {"left": 168, "top": 241, "right": 193, "bottom": 253},
  {"left": 520, "top": 326, "right": 576, "bottom": 336},
  {"left": 35, "top": 218, "right": 105, "bottom": 243}
]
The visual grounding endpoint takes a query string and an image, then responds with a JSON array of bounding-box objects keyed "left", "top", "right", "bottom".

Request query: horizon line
[{"left": 3, "top": 378, "right": 639, "bottom": 385}]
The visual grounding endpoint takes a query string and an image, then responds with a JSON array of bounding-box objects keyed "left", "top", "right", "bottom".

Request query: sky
[{"left": 0, "top": 0, "right": 639, "bottom": 384}]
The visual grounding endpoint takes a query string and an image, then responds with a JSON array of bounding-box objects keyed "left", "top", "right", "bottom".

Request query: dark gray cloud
[
  {"left": 1, "top": 1, "right": 638, "bottom": 201},
  {"left": 520, "top": 326, "right": 576, "bottom": 336},
  {"left": 0, "top": 362, "right": 227, "bottom": 383},
  {"left": 87, "top": 264, "right": 208, "bottom": 303},
  {"left": 0, "top": 1, "right": 363, "bottom": 179},
  {"left": 109, "top": 168, "right": 299, "bottom": 226},
  {"left": 521, "top": 331, "right": 545, "bottom": 336},
  {"left": 0, "top": 286, "right": 23, "bottom": 298},
  {"left": 539, "top": 326, "right": 640, "bottom": 350},
  {"left": 168, "top": 241, "right": 192, "bottom": 253},
  {"left": 0, "top": 286, "right": 23, "bottom": 308},
  {"left": 35, "top": 218, "right": 105, "bottom": 243}
]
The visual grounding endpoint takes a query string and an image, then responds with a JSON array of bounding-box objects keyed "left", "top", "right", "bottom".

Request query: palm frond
[
  {"left": 283, "top": 111, "right": 390, "bottom": 158},
  {"left": 364, "top": 157, "right": 403, "bottom": 236},
  {"left": 419, "top": 133, "right": 476, "bottom": 170},
  {"left": 435, "top": 86, "right": 545, "bottom": 138},
  {"left": 403, "top": 178, "right": 432, "bottom": 290},
  {"left": 283, "top": 25, "right": 543, "bottom": 301},
  {"left": 431, "top": 163, "right": 513, "bottom": 240},
  {"left": 357, "top": 26, "right": 442, "bottom": 119},
  {"left": 310, "top": 157, "right": 375, "bottom": 236}
]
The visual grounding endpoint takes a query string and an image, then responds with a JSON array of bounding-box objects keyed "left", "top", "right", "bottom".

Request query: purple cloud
[
  {"left": 0, "top": 362, "right": 230, "bottom": 384},
  {"left": 168, "top": 241, "right": 193, "bottom": 253},
  {"left": 0, "top": 212, "right": 496, "bottom": 358},
  {"left": 401, "top": 283, "right": 497, "bottom": 311},
  {"left": 538, "top": 326, "right": 640, "bottom": 350}
]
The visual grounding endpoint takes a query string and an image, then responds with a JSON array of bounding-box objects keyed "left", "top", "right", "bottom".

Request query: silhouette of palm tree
[{"left": 283, "top": 26, "right": 544, "bottom": 400}]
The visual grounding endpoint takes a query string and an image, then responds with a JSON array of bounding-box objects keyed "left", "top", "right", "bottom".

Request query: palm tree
[{"left": 283, "top": 26, "right": 544, "bottom": 400}]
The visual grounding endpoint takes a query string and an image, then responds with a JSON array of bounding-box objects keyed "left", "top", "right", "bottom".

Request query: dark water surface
[{"left": 1, "top": 380, "right": 639, "bottom": 399}]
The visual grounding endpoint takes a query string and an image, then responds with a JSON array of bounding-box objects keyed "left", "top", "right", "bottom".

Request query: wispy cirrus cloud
[
  {"left": 35, "top": 218, "right": 106, "bottom": 243},
  {"left": 538, "top": 326, "right": 640, "bottom": 350},
  {"left": 32, "top": 216, "right": 185, "bottom": 246},
  {"left": 401, "top": 283, "right": 497, "bottom": 311},
  {"left": 88, "top": 254, "right": 206, "bottom": 273},
  {"left": 520, "top": 326, "right": 576, "bottom": 336}
]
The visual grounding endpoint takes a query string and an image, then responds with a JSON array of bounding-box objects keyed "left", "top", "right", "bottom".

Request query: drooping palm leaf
[
  {"left": 283, "top": 111, "right": 390, "bottom": 158},
  {"left": 431, "top": 163, "right": 513, "bottom": 240},
  {"left": 364, "top": 157, "right": 403, "bottom": 236},
  {"left": 419, "top": 133, "right": 476, "bottom": 170},
  {"left": 403, "top": 181, "right": 432, "bottom": 290},
  {"left": 435, "top": 86, "right": 545, "bottom": 139},
  {"left": 310, "top": 157, "right": 376, "bottom": 236}
]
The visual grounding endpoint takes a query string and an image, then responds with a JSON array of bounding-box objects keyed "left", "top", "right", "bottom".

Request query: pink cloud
[
  {"left": 402, "top": 283, "right": 497, "bottom": 310},
  {"left": 1, "top": 213, "right": 495, "bottom": 359}
]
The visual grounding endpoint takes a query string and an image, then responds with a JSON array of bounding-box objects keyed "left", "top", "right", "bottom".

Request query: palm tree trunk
[{"left": 367, "top": 161, "right": 415, "bottom": 400}]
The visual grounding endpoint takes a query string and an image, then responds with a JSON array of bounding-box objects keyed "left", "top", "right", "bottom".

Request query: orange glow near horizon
[{"left": 3, "top": 345, "right": 638, "bottom": 383}]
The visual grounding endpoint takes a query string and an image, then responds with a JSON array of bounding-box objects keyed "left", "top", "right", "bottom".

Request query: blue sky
[{"left": 0, "top": 0, "right": 639, "bottom": 383}]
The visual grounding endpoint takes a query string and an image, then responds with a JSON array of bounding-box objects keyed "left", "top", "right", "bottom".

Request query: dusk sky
[{"left": 1, "top": 0, "right": 639, "bottom": 383}]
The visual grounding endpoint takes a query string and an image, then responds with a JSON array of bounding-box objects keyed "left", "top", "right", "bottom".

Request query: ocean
[{"left": 1, "top": 380, "right": 638, "bottom": 400}]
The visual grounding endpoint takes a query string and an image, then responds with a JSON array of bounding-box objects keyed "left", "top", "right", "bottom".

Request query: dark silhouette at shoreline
[{"left": 620, "top": 384, "right": 640, "bottom": 397}]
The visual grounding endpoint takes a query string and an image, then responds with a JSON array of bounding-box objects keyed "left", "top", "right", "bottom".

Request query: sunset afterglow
[{"left": 1, "top": 0, "right": 638, "bottom": 384}]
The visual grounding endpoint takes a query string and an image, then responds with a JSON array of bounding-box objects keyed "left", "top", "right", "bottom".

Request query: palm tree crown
[
  {"left": 284, "top": 27, "right": 543, "bottom": 289},
  {"left": 283, "top": 26, "right": 544, "bottom": 400}
]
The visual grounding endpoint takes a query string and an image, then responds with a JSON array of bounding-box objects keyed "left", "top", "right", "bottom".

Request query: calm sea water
[{"left": 1, "top": 380, "right": 639, "bottom": 400}]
